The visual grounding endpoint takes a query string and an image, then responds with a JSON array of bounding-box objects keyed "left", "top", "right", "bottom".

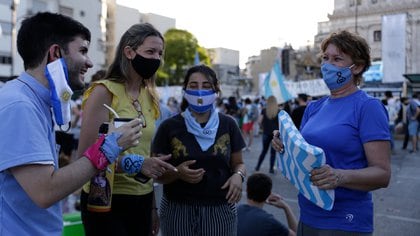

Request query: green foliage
[
  {"left": 155, "top": 70, "right": 169, "bottom": 86},
  {"left": 157, "top": 28, "right": 210, "bottom": 85}
]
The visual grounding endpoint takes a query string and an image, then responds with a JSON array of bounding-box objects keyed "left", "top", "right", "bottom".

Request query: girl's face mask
[
  {"left": 183, "top": 89, "right": 217, "bottom": 113},
  {"left": 131, "top": 54, "right": 161, "bottom": 79},
  {"left": 321, "top": 63, "right": 355, "bottom": 91}
]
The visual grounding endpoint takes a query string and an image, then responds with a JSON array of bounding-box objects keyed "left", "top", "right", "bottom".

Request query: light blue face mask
[
  {"left": 45, "top": 58, "right": 73, "bottom": 126},
  {"left": 321, "top": 63, "right": 355, "bottom": 91},
  {"left": 183, "top": 89, "right": 217, "bottom": 113}
]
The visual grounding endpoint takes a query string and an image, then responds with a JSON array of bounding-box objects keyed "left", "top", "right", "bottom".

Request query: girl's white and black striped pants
[{"left": 159, "top": 196, "right": 237, "bottom": 236}]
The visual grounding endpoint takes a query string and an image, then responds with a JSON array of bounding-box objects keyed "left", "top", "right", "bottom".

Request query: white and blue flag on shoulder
[
  {"left": 264, "top": 60, "right": 293, "bottom": 104},
  {"left": 277, "top": 110, "right": 335, "bottom": 210}
]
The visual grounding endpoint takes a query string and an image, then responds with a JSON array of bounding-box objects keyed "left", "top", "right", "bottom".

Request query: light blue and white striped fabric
[{"left": 277, "top": 110, "right": 334, "bottom": 210}]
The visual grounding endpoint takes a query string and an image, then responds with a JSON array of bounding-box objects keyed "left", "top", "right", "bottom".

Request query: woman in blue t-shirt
[{"left": 272, "top": 30, "right": 391, "bottom": 235}]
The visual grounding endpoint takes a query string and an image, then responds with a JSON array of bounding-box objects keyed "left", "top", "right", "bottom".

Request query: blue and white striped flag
[
  {"left": 277, "top": 110, "right": 334, "bottom": 210},
  {"left": 264, "top": 60, "right": 294, "bottom": 104}
]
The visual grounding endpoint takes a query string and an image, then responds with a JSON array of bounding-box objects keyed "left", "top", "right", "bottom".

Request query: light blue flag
[
  {"left": 194, "top": 51, "right": 200, "bottom": 65},
  {"left": 277, "top": 110, "right": 335, "bottom": 210},
  {"left": 264, "top": 60, "right": 294, "bottom": 103}
]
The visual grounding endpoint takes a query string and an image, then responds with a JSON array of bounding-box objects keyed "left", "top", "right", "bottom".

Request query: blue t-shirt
[
  {"left": 237, "top": 204, "right": 289, "bottom": 236},
  {"left": 0, "top": 72, "right": 62, "bottom": 235},
  {"left": 299, "top": 90, "right": 390, "bottom": 233}
]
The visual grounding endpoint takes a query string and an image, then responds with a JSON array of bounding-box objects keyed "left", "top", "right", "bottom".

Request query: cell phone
[{"left": 134, "top": 172, "right": 151, "bottom": 183}]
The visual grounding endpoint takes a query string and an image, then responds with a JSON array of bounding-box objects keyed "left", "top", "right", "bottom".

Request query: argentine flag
[
  {"left": 277, "top": 110, "right": 335, "bottom": 210},
  {"left": 264, "top": 60, "right": 294, "bottom": 103}
]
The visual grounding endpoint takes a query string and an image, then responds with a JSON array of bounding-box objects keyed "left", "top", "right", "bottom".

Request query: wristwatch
[{"left": 234, "top": 170, "right": 245, "bottom": 182}]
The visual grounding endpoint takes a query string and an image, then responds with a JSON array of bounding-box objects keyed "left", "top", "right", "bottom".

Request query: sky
[{"left": 116, "top": 0, "right": 335, "bottom": 68}]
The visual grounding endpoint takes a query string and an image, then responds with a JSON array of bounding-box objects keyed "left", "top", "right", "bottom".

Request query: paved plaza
[{"left": 240, "top": 136, "right": 420, "bottom": 236}]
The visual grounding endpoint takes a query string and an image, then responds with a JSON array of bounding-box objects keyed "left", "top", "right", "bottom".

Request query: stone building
[
  {"left": 0, "top": 0, "right": 107, "bottom": 82},
  {"left": 315, "top": 0, "right": 420, "bottom": 94},
  {"left": 246, "top": 0, "right": 420, "bottom": 96}
]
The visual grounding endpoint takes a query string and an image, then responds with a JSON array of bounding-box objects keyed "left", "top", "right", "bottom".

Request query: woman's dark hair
[
  {"left": 180, "top": 64, "right": 220, "bottom": 111},
  {"left": 17, "top": 12, "right": 91, "bottom": 70},
  {"left": 226, "top": 96, "right": 239, "bottom": 115}
]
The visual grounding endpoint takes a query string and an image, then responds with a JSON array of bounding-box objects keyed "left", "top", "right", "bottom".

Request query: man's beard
[{"left": 68, "top": 72, "right": 85, "bottom": 91}]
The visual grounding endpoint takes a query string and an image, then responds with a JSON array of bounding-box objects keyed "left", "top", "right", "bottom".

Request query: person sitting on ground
[
  {"left": 291, "top": 93, "right": 308, "bottom": 130},
  {"left": 237, "top": 173, "right": 297, "bottom": 236}
]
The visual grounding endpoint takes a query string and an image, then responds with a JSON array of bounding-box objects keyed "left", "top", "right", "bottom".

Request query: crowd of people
[{"left": 1, "top": 11, "right": 419, "bottom": 236}]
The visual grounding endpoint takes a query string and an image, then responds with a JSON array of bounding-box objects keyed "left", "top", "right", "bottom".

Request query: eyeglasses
[{"left": 132, "top": 99, "right": 147, "bottom": 128}]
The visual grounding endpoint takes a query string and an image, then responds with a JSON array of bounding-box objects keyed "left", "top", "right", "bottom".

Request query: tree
[{"left": 157, "top": 28, "right": 209, "bottom": 86}]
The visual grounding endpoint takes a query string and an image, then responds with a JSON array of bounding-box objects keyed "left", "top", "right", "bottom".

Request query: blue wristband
[
  {"left": 100, "top": 132, "right": 123, "bottom": 164},
  {"left": 121, "top": 154, "right": 144, "bottom": 174}
]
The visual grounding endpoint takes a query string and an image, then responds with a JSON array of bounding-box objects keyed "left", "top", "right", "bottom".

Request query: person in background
[
  {"left": 384, "top": 91, "right": 399, "bottom": 151},
  {"left": 55, "top": 124, "right": 76, "bottom": 163},
  {"left": 406, "top": 92, "right": 420, "bottom": 154},
  {"left": 241, "top": 97, "right": 255, "bottom": 151},
  {"left": 0, "top": 12, "right": 143, "bottom": 235},
  {"left": 152, "top": 65, "right": 246, "bottom": 236},
  {"left": 282, "top": 100, "right": 293, "bottom": 115},
  {"left": 397, "top": 97, "right": 410, "bottom": 149},
  {"left": 70, "top": 97, "right": 83, "bottom": 158},
  {"left": 237, "top": 173, "right": 297, "bottom": 236},
  {"left": 167, "top": 96, "right": 181, "bottom": 116},
  {"left": 77, "top": 23, "right": 176, "bottom": 236},
  {"left": 226, "top": 96, "right": 241, "bottom": 124},
  {"left": 215, "top": 96, "right": 227, "bottom": 114},
  {"left": 384, "top": 91, "right": 398, "bottom": 112},
  {"left": 255, "top": 95, "right": 280, "bottom": 174},
  {"left": 381, "top": 98, "right": 398, "bottom": 151},
  {"left": 272, "top": 30, "right": 391, "bottom": 235},
  {"left": 291, "top": 93, "right": 308, "bottom": 130},
  {"left": 253, "top": 97, "right": 262, "bottom": 137},
  {"left": 260, "top": 96, "right": 267, "bottom": 110}
]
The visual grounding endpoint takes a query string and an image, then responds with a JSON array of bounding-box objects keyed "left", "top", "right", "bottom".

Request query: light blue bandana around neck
[{"left": 183, "top": 106, "right": 219, "bottom": 151}]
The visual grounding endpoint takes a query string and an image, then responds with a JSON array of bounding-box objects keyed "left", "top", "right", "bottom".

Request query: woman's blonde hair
[{"left": 266, "top": 96, "right": 279, "bottom": 119}]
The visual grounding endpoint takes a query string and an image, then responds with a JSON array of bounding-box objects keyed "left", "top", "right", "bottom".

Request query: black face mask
[{"left": 131, "top": 54, "right": 161, "bottom": 79}]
